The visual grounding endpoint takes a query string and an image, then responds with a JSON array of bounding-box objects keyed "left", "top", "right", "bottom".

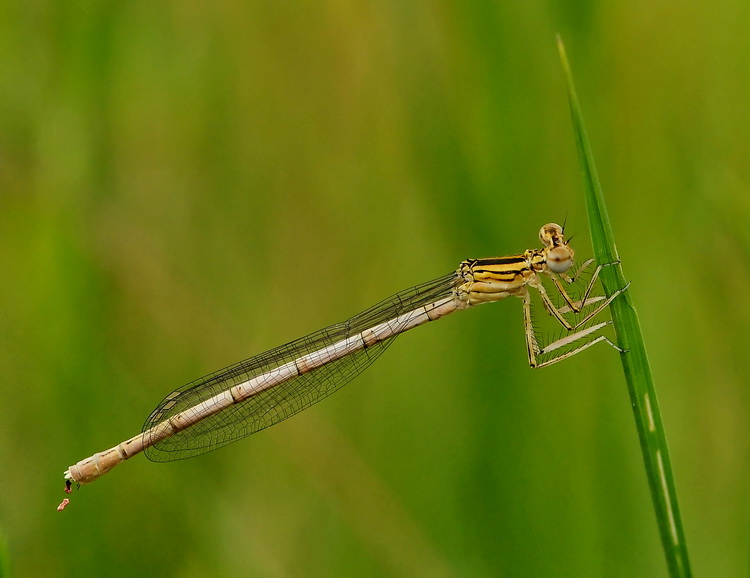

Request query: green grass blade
[{"left": 557, "top": 37, "right": 692, "bottom": 578}]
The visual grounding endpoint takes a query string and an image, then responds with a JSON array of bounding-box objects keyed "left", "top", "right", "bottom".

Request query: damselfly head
[{"left": 540, "top": 223, "right": 574, "bottom": 273}]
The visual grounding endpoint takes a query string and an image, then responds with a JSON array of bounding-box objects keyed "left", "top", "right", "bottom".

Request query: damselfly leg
[{"left": 524, "top": 261, "right": 628, "bottom": 368}]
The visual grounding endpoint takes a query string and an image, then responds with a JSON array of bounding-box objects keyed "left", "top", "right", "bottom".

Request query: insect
[{"left": 64, "top": 223, "right": 626, "bottom": 487}]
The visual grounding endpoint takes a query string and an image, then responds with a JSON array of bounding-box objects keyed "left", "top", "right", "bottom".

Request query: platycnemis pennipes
[{"left": 63, "top": 223, "right": 627, "bottom": 488}]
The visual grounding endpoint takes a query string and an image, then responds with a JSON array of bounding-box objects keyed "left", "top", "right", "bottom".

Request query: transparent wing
[{"left": 143, "top": 271, "right": 460, "bottom": 462}]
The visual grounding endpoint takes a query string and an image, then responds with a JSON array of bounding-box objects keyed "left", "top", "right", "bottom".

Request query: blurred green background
[{"left": 1, "top": 1, "right": 749, "bottom": 576}]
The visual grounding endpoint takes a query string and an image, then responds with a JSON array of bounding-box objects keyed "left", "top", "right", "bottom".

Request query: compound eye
[{"left": 547, "top": 246, "right": 572, "bottom": 273}]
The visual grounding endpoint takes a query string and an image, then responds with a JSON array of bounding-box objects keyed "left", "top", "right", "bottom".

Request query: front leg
[
  {"left": 559, "top": 258, "right": 595, "bottom": 285},
  {"left": 531, "top": 273, "right": 630, "bottom": 332},
  {"left": 551, "top": 260, "right": 621, "bottom": 314},
  {"left": 523, "top": 281, "right": 626, "bottom": 368}
]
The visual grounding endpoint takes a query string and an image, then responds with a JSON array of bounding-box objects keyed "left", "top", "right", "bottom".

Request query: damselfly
[{"left": 63, "top": 223, "right": 627, "bottom": 487}]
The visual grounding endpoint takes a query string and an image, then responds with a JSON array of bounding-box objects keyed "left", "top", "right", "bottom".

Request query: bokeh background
[{"left": 1, "top": 2, "right": 749, "bottom": 576}]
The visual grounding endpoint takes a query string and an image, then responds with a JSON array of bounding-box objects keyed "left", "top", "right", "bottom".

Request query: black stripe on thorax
[{"left": 471, "top": 256, "right": 527, "bottom": 267}]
